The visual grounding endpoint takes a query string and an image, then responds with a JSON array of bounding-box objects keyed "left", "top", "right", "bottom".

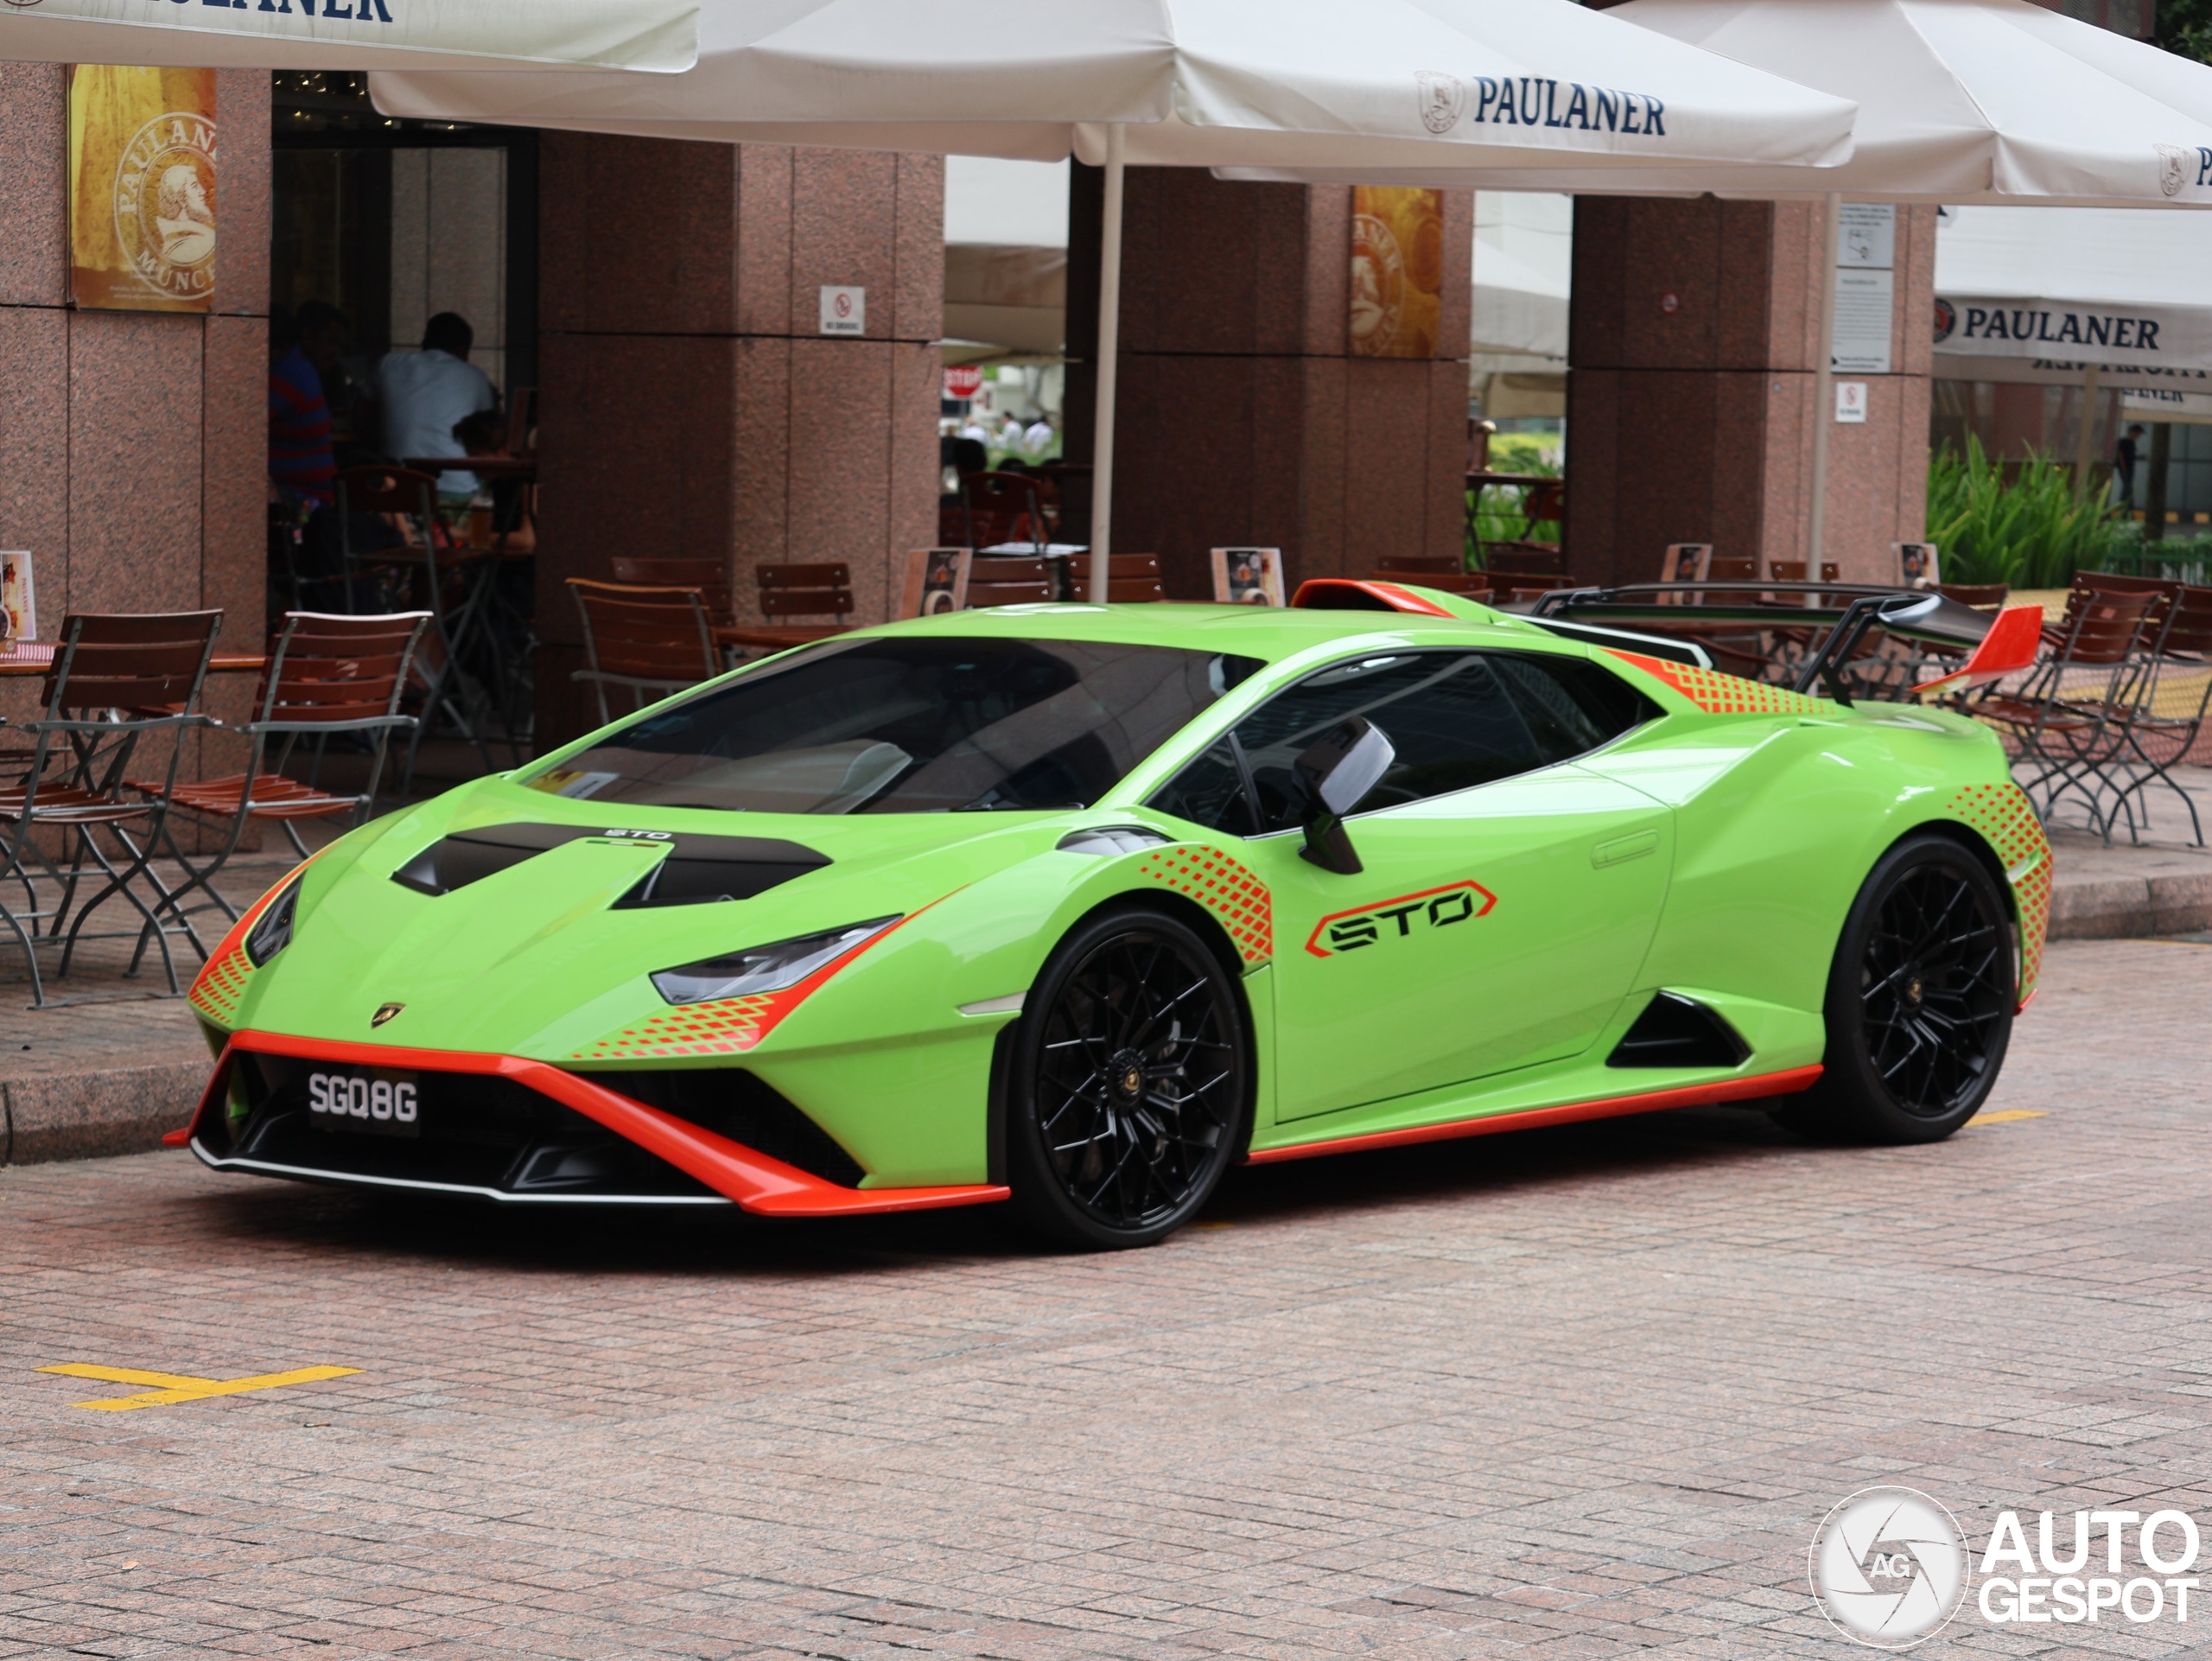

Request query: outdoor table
[
  {"left": 401, "top": 455, "right": 537, "bottom": 482},
  {"left": 714, "top": 623, "right": 849, "bottom": 655},
  {"left": 0, "top": 646, "right": 266, "bottom": 678}
]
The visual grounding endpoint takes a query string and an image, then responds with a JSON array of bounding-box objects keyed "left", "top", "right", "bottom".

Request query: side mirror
[{"left": 1293, "top": 717, "right": 1395, "bottom": 875}]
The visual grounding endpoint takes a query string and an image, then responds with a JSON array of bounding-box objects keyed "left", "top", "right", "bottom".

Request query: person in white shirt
[
  {"left": 1024, "top": 412, "right": 1056, "bottom": 455},
  {"left": 957, "top": 414, "right": 990, "bottom": 445},
  {"left": 378, "top": 312, "right": 496, "bottom": 496}
]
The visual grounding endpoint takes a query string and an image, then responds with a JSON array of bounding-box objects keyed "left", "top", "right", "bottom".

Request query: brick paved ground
[{"left": 3, "top": 938, "right": 2211, "bottom": 1659}]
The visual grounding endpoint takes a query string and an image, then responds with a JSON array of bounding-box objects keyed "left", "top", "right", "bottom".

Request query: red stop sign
[{"left": 944, "top": 366, "right": 984, "bottom": 399}]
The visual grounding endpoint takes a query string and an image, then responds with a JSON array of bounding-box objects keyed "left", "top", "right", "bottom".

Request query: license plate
[{"left": 305, "top": 1067, "right": 421, "bottom": 1139}]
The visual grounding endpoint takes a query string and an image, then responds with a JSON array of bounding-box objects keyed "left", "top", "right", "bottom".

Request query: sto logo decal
[{"left": 1304, "top": 880, "right": 1497, "bottom": 959}]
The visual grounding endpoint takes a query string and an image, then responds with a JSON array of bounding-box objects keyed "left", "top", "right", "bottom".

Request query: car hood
[{"left": 232, "top": 775, "right": 1077, "bottom": 1060}]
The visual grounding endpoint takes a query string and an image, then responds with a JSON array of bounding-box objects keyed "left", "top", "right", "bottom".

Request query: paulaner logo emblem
[
  {"left": 371, "top": 1002, "right": 405, "bottom": 1028},
  {"left": 114, "top": 110, "right": 217, "bottom": 303},
  {"left": 1414, "top": 72, "right": 1465, "bottom": 134},
  {"left": 2157, "top": 143, "right": 2190, "bottom": 198},
  {"left": 1810, "top": 1487, "right": 1970, "bottom": 1648}
]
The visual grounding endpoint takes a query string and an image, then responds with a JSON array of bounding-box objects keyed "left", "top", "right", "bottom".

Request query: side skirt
[{"left": 1243, "top": 1066, "right": 1822, "bottom": 1165}]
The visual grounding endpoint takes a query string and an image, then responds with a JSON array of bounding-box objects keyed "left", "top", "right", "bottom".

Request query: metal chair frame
[
  {"left": 569, "top": 580, "right": 721, "bottom": 727},
  {"left": 130, "top": 611, "right": 432, "bottom": 940},
  {"left": 0, "top": 611, "right": 220, "bottom": 1007}
]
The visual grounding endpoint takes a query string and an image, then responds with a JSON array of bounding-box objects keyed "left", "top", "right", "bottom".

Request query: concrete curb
[
  {"left": 2048, "top": 868, "right": 2212, "bottom": 940},
  {"left": 1, "top": 866, "right": 2204, "bottom": 1170},
  {"left": 3, "top": 1064, "right": 205, "bottom": 1168}
]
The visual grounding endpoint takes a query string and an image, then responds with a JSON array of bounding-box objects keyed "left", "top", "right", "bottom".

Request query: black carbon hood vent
[
  {"left": 391, "top": 824, "right": 829, "bottom": 904},
  {"left": 1606, "top": 992, "right": 1751, "bottom": 1070}
]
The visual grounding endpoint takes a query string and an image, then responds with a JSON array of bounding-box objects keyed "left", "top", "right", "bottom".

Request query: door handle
[{"left": 1591, "top": 830, "right": 1660, "bottom": 869}]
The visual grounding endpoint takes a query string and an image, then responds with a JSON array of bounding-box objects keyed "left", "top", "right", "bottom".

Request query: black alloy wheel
[
  {"left": 1777, "top": 833, "right": 2015, "bottom": 1143},
  {"left": 1007, "top": 907, "right": 1249, "bottom": 1249}
]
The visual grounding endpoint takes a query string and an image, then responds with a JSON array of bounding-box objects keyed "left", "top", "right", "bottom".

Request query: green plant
[
  {"left": 1924, "top": 435, "right": 2123, "bottom": 590},
  {"left": 1468, "top": 442, "right": 1561, "bottom": 565}
]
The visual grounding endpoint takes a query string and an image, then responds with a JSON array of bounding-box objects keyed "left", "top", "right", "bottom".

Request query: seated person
[{"left": 377, "top": 311, "right": 495, "bottom": 498}]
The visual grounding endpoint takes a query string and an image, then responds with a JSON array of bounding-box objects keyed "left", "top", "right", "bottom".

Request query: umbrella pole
[
  {"left": 1806, "top": 192, "right": 1842, "bottom": 568},
  {"left": 1088, "top": 124, "right": 1126, "bottom": 603}
]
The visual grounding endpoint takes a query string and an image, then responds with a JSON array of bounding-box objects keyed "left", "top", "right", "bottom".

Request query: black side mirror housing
[{"left": 1292, "top": 717, "right": 1395, "bottom": 875}]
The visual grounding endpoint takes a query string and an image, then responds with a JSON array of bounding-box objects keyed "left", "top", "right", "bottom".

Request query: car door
[{"left": 1150, "top": 647, "right": 1675, "bottom": 1121}]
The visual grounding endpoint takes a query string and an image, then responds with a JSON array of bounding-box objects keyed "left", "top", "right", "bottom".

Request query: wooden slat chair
[
  {"left": 759, "top": 563, "right": 855, "bottom": 627},
  {"left": 611, "top": 557, "right": 733, "bottom": 624},
  {"left": 1484, "top": 544, "right": 1578, "bottom": 592},
  {"left": 1107, "top": 552, "right": 1166, "bottom": 603},
  {"left": 1977, "top": 586, "right": 2164, "bottom": 839},
  {"left": 965, "top": 556, "right": 1056, "bottom": 608},
  {"left": 569, "top": 580, "right": 720, "bottom": 727},
  {"left": 0, "top": 610, "right": 221, "bottom": 1005},
  {"left": 133, "top": 613, "right": 433, "bottom": 941}
]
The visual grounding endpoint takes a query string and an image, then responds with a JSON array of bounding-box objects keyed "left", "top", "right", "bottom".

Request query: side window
[
  {"left": 1148, "top": 737, "right": 1260, "bottom": 837},
  {"left": 1234, "top": 652, "right": 1544, "bottom": 830},
  {"left": 1147, "top": 650, "right": 1655, "bottom": 836},
  {"left": 1489, "top": 653, "right": 1658, "bottom": 765}
]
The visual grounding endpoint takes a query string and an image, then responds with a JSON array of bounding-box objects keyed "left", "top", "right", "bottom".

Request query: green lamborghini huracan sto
[{"left": 181, "top": 581, "right": 2049, "bottom": 1247}]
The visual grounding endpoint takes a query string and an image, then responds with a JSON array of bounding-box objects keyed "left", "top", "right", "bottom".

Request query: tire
[
  {"left": 1006, "top": 907, "right": 1251, "bottom": 1249},
  {"left": 1776, "top": 832, "right": 2015, "bottom": 1143}
]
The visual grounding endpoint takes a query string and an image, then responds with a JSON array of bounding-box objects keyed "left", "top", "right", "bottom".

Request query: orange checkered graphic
[
  {"left": 1606, "top": 651, "right": 1835, "bottom": 717},
  {"left": 1136, "top": 845, "right": 1273, "bottom": 965},
  {"left": 189, "top": 940, "right": 253, "bottom": 1025},
  {"left": 1945, "top": 781, "right": 2050, "bottom": 1007},
  {"left": 187, "top": 859, "right": 318, "bottom": 1028},
  {"left": 573, "top": 991, "right": 783, "bottom": 1060}
]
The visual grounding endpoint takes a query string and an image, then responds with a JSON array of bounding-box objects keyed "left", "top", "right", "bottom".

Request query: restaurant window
[{"left": 270, "top": 71, "right": 537, "bottom": 465}]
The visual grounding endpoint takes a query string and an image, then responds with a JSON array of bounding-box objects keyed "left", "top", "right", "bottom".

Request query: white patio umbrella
[
  {"left": 1220, "top": 0, "right": 2212, "bottom": 563},
  {"left": 0, "top": 0, "right": 696, "bottom": 73},
  {"left": 369, "top": 0, "right": 1859, "bottom": 599}
]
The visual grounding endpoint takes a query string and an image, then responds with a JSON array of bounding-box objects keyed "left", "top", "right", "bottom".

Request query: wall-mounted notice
[
  {"left": 1832, "top": 269, "right": 1896, "bottom": 374},
  {"left": 819, "top": 285, "right": 865, "bottom": 336},
  {"left": 1829, "top": 202, "right": 1896, "bottom": 375},
  {"left": 1838, "top": 202, "right": 1897, "bottom": 270}
]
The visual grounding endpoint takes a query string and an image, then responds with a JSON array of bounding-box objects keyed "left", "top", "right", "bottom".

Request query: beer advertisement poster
[
  {"left": 68, "top": 66, "right": 217, "bottom": 314},
  {"left": 1349, "top": 188, "right": 1443, "bottom": 360}
]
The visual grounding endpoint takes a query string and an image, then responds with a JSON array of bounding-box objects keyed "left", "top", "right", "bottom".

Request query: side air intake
[{"left": 1606, "top": 992, "right": 1750, "bottom": 1070}]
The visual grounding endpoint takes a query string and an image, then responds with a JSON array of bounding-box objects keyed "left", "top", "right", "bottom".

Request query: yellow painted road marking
[
  {"left": 38, "top": 1363, "right": 360, "bottom": 1411},
  {"left": 1967, "top": 1110, "right": 2049, "bottom": 1127}
]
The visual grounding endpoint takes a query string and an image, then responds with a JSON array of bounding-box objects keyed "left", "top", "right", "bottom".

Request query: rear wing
[
  {"left": 1526, "top": 582, "right": 2043, "bottom": 704},
  {"left": 1287, "top": 578, "right": 1713, "bottom": 669}
]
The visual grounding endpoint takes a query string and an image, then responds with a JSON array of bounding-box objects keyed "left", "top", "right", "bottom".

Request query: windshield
[{"left": 527, "top": 636, "right": 1265, "bottom": 815}]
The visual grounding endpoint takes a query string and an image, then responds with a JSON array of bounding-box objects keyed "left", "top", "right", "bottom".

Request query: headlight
[
  {"left": 245, "top": 874, "right": 306, "bottom": 967},
  {"left": 650, "top": 916, "right": 899, "bottom": 1006}
]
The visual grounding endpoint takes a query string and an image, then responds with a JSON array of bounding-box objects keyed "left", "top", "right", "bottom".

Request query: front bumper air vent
[{"left": 583, "top": 1068, "right": 865, "bottom": 1187}]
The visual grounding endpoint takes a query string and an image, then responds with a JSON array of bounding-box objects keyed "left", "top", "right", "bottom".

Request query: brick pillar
[
  {"left": 533, "top": 135, "right": 943, "bottom": 747},
  {"left": 0, "top": 65, "right": 270, "bottom": 748},
  {"left": 1065, "top": 167, "right": 1471, "bottom": 599},
  {"left": 1565, "top": 196, "right": 1936, "bottom": 587}
]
